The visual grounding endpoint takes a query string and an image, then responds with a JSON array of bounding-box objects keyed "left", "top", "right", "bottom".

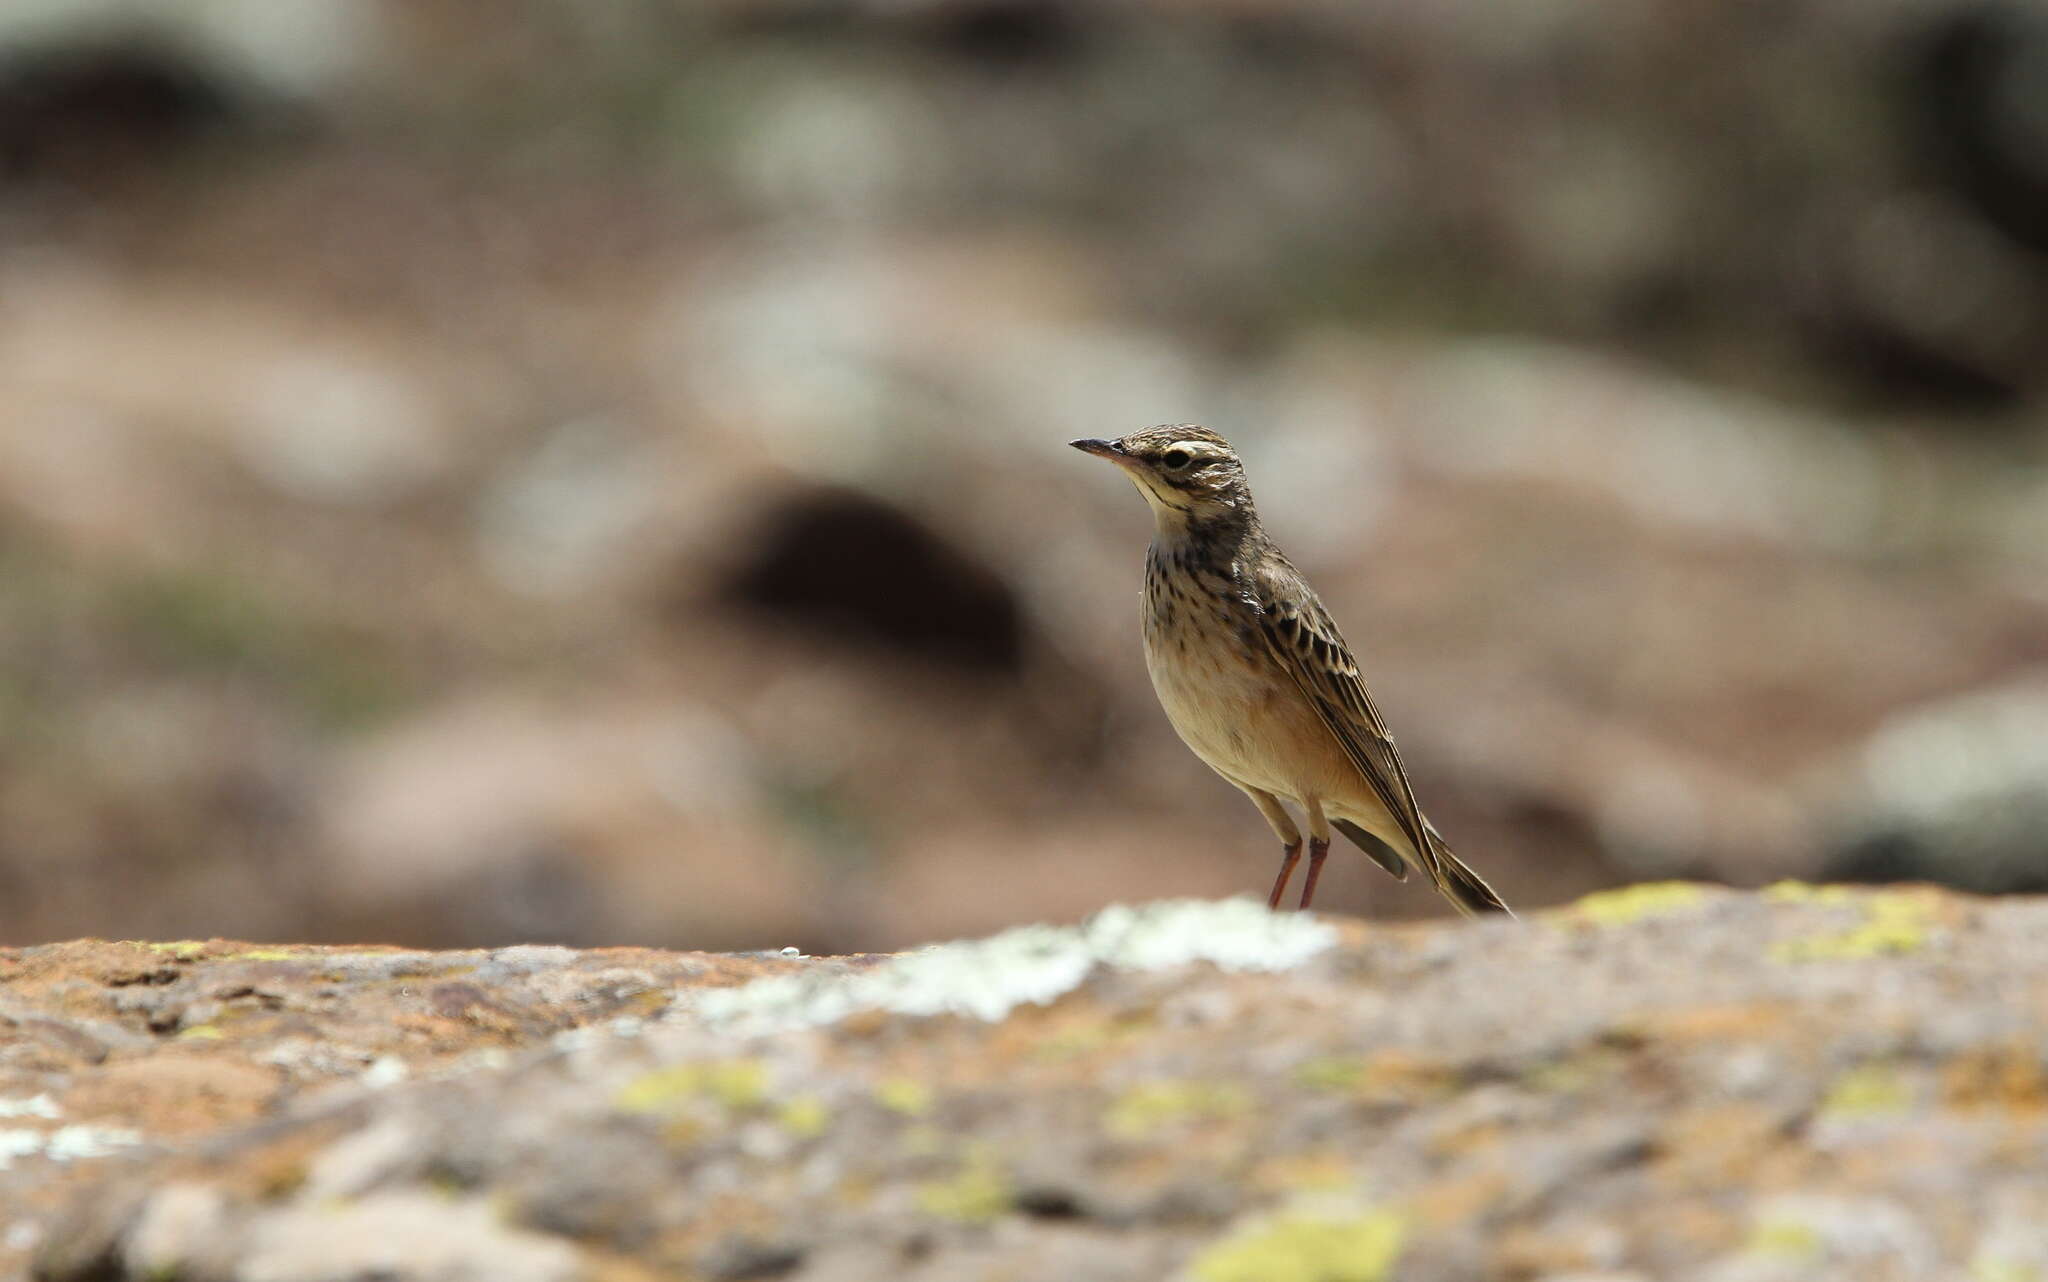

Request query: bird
[{"left": 1071, "top": 424, "right": 1511, "bottom": 917}]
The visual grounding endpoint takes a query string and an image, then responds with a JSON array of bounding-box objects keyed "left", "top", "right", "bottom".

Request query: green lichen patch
[
  {"left": 1570, "top": 882, "right": 1709, "bottom": 926},
  {"left": 1744, "top": 1216, "right": 1823, "bottom": 1261},
  {"left": 614, "top": 1060, "right": 767, "bottom": 1116},
  {"left": 1107, "top": 1080, "right": 1252, "bottom": 1141},
  {"left": 875, "top": 1079, "right": 933, "bottom": 1117},
  {"left": 1188, "top": 1205, "right": 1406, "bottom": 1282},
  {"left": 137, "top": 940, "right": 210, "bottom": 962},
  {"left": 1772, "top": 891, "right": 1939, "bottom": 962},
  {"left": 1293, "top": 1053, "right": 1454, "bottom": 1103},
  {"left": 1762, "top": 880, "right": 1861, "bottom": 905},
  {"left": 1521, "top": 1046, "right": 1625, "bottom": 1096},
  {"left": 1818, "top": 1065, "right": 1913, "bottom": 1119},
  {"left": 916, "top": 1150, "right": 1013, "bottom": 1224},
  {"left": 1294, "top": 1058, "right": 1366, "bottom": 1092},
  {"left": 777, "top": 1095, "right": 829, "bottom": 1138},
  {"left": 1972, "top": 1255, "right": 2042, "bottom": 1282}
]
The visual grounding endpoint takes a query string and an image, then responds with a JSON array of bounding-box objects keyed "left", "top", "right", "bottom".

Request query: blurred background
[{"left": 1, "top": 0, "right": 2045, "bottom": 954}]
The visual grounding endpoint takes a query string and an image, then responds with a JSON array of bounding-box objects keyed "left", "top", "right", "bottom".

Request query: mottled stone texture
[{"left": 6, "top": 890, "right": 2048, "bottom": 1281}]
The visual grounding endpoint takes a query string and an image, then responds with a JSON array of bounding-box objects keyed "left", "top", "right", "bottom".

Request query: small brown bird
[{"left": 1073, "top": 425, "right": 1510, "bottom": 917}]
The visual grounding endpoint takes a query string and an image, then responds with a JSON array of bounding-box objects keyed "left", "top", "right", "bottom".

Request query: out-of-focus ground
[
  {"left": 1, "top": 1, "right": 2045, "bottom": 952},
  {"left": 18, "top": 889, "right": 2048, "bottom": 1281}
]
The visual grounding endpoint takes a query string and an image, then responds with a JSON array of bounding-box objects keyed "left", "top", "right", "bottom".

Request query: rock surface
[{"left": 6, "top": 888, "right": 2047, "bottom": 1281}]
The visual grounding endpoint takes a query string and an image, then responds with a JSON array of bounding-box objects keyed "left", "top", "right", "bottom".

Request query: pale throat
[
  {"left": 1141, "top": 493, "right": 1261, "bottom": 585},
  {"left": 1133, "top": 477, "right": 1247, "bottom": 538}
]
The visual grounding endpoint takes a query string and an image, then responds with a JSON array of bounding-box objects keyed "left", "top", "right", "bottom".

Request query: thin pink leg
[
  {"left": 1265, "top": 839, "right": 1303, "bottom": 909},
  {"left": 1297, "top": 836, "right": 1331, "bottom": 910}
]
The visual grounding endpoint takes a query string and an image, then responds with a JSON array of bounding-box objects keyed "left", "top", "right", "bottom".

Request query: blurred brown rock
[{"left": 8, "top": 890, "right": 2048, "bottom": 1281}]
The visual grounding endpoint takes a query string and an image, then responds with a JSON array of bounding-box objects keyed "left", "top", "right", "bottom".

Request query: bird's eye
[{"left": 1161, "top": 449, "right": 1192, "bottom": 470}]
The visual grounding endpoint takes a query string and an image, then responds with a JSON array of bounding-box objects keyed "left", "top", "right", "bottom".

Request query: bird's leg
[
  {"left": 1297, "top": 836, "right": 1331, "bottom": 910},
  {"left": 1266, "top": 838, "right": 1303, "bottom": 910},
  {"left": 1239, "top": 785, "right": 1303, "bottom": 913},
  {"left": 1297, "top": 798, "right": 1332, "bottom": 911}
]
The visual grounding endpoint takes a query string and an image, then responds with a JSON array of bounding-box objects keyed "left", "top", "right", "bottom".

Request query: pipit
[{"left": 1073, "top": 425, "right": 1510, "bottom": 917}]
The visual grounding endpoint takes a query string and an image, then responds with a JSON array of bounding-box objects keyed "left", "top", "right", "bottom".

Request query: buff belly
[{"left": 1142, "top": 628, "right": 1360, "bottom": 807}]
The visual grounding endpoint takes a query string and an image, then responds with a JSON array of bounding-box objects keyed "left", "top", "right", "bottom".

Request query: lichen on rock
[
  {"left": 14, "top": 888, "right": 2048, "bottom": 1282},
  {"left": 685, "top": 897, "right": 1338, "bottom": 1032}
]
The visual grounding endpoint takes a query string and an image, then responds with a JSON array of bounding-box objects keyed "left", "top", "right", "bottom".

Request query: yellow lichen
[
  {"left": 1819, "top": 1065, "right": 1912, "bottom": 1118},
  {"left": 915, "top": 1150, "right": 1012, "bottom": 1224},
  {"left": 1762, "top": 881, "right": 1860, "bottom": 905},
  {"left": 1571, "top": 882, "right": 1708, "bottom": 925},
  {"left": 613, "top": 1061, "right": 767, "bottom": 1115},
  {"left": 875, "top": 1079, "right": 933, "bottom": 1117},
  {"left": 1745, "top": 1217, "right": 1822, "bottom": 1260},
  {"left": 778, "top": 1095, "right": 829, "bottom": 1138},
  {"left": 176, "top": 1024, "right": 225, "bottom": 1041},
  {"left": 1292, "top": 1053, "right": 1450, "bottom": 1102},
  {"left": 1106, "top": 1080, "right": 1251, "bottom": 1140},
  {"left": 1972, "top": 1255, "right": 2041, "bottom": 1282},
  {"left": 1294, "top": 1059, "right": 1365, "bottom": 1092},
  {"left": 1189, "top": 1208, "right": 1406, "bottom": 1282},
  {"left": 1521, "top": 1050, "right": 1622, "bottom": 1095},
  {"left": 1772, "top": 891, "right": 1938, "bottom": 962},
  {"left": 138, "top": 941, "right": 208, "bottom": 961}
]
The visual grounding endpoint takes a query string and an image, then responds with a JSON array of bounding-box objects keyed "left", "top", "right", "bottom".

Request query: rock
[
  {"left": 712, "top": 485, "right": 1027, "bottom": 675},
  {"left": 0, "top": 2, "right": 376, "bottom": 101},
  {"left": 1910, "top": 3, "right": 2048, "bottom": 253},
  {"left": 0, "top": 936, "right": 846, "bottom": 1277},
  {"left": 7, "top": 890, "right": 2048, "bottom": 1281},
  {"left": 0, "top": 41, "right": 240, "bottom": 186},
  {"left": 1824, "top": 672, "right": 2048, "bottom": 894}
]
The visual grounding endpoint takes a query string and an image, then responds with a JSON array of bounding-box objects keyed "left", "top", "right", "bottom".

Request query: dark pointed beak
[{"left": 1069, "top": 438, "right": 1125, "bottom": 460}]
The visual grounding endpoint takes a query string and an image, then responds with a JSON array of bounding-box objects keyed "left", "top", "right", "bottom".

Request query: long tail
[
  {"left": 1332, "top": 818, "right": 1408, "bottom": 881},
  {"left": 1333, "top": 817, "right": 1513, "bottom": 918},
  {"left": 1428, "top": 830, "right": 1513, "bottom": 917}
]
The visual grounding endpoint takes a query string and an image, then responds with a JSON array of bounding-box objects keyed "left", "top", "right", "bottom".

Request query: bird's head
[{"left": 1070, "top": 424, "right": 1251, "bottom": 527}]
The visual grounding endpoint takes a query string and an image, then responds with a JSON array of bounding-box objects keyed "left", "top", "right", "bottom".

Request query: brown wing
[{"left": 1253, "top": 578, "right": 1508, "bottom": 915}]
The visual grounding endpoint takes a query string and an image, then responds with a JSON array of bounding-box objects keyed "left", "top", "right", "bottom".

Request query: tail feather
[
  {"left": 1333, "top": 816, "right": 1513, "bottom": 918},
  {"left": 1332, "top": 818, "right": 1409, "bottom": 881},
  {"left": 1423, "top": 827, "right": 1513, "bottom": 918}
]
